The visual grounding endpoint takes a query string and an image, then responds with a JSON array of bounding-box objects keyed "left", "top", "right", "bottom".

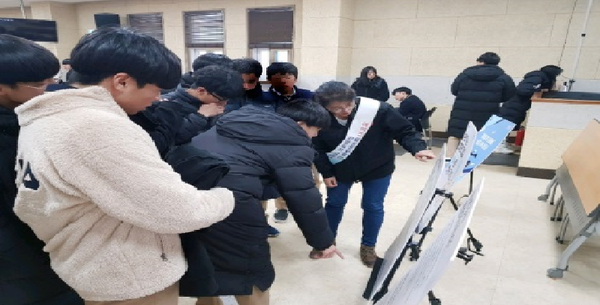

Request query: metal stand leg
[
  {"left": 548, "top": 217, "right": 600, "bottom": 279},
  {"left": 538, "top": 176, "right": 558, "bottom": 201},
  {"left": 428, "top": 291, "right": 441, "bottom": 305},
  {"left": 551, "top": 196, "right": 564, "bottom": 221},
  {"left": 556, "top": 214, "right": 570, "bottom": 244}
]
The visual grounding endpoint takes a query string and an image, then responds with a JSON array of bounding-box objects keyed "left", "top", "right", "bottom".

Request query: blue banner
[{"left": 463, "top": 115, "right": 516, "bottom": 174}]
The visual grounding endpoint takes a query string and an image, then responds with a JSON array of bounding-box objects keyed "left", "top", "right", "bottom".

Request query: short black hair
[
  {"left": 70, "top": 27, "right": 181, "bottom": 89},
  {"left": 232, "top": 58, "right": 262, "bottom": 78},
  {"left": 313, "top": 81, "right": 356, "bottom": 107},
  {"left": 191, "top": 65, "right": 244, "bottom": 100},
  {"left": 0, "top": 34, "right": 59, "bottom": 85},
  {"left": 476, "top": 52, "right": 500, "bottom": 65},
  {"left": 62, "top": 58, "right": 71, "bottom": 65},
  {"left": 266, "top": 62, "right": 298, "bottom": 79},
  {"left": 192, "top": 53, "right": 233, "bottom": 71},
  {"left": 392, "top": 87, "right": 412, "bottom": 95},
  {"left": 277, "top": 98, "right": 331, "bottom": 129}
]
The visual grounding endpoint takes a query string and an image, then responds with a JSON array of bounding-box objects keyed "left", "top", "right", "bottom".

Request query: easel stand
[
  {"left": 366, "top": 172, "right": 484, "bottom": 305},
  {"left": 409, "top": 189, "right": 484, "bottom": 261}
]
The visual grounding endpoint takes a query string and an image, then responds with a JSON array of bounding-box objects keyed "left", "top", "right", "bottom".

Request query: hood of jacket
[
  {"left": 15, "top": 86, "right": 126, "bottom": 127},
  {"left": 216, "top": 106, "right": 311, "bottom": 146},
  {"left": 462, "top": 65, "right": 507, "bottom": 82}
]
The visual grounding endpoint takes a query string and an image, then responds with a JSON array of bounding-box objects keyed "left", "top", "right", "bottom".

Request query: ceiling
[{"left": 0, "top": 0, "right": 104, "bottom": 9}]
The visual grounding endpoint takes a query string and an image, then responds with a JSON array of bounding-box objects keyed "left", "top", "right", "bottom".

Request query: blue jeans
[{"left": 324, "top": 175, "right": 392, "bottom": 247}]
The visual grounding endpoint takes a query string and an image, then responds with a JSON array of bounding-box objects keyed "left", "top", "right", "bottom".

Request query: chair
[{"left": 420, "top": 107, "right": 437, "bottom": 149}]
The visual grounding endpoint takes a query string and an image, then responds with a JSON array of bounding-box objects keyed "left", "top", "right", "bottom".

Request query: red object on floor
[{"left": 515, "top": 129, "right": 525, "bottom": 146}]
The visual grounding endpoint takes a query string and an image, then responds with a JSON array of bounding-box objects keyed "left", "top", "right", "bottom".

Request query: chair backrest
[{"left": 420, "top": 107, "right": 437, "bottom": 130}]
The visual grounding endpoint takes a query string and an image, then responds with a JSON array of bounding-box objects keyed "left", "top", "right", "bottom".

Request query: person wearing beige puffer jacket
[{"left": 12, "top": 27, "right": 235, "bottom": 304}]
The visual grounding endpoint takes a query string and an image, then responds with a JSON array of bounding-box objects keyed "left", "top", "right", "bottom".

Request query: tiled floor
[{"left": 179, "top": 146, "right": 600, "bottom": 305}]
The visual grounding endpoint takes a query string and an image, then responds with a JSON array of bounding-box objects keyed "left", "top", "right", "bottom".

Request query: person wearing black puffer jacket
[
  {"left": 500, "top": 65, "right": 563, "bottom": 125},
  {"left": 0, "top": 34, "right": 83, "bottom": 305},
  {"left": 447, "top": 52, "right": 516, "bottom": 157},
  {"left": 191, "top": 100, "right": 342, "bottom": 305},
  {"left": 157, "top": 65, "right": 244, "bottom": 145},
  {"left": 351, "top": 66, "right": 390, "bottom": 102}
]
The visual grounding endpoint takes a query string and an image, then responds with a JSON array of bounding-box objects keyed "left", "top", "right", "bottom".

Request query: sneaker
[
  {"left": 267, "top": 225, "right": 280, "bottom": 238},
  {"left": 273, "top": 209, "right": 289, "bottom": 223},
  {"left": 360, "top": 244, "right": 377, "bottom": 268}
]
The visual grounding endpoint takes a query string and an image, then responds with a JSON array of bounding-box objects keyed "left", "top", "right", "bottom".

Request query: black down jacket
[
  {"left": 0, "top": 106, "right": 83, "bottom": 305},
  {"left": 499, "top": 70, "right": 554, "bottom": 125},
  {"left": 160, "top": 88, "right": 214, "bottom": 144},
  {"left": 447, "top": 65, "right": 515, "bottom": 137},
  {"left": 351, "top": 77, "right": 390, "bottom": 102},
  {"left": 189, "top": 106, "right": 334, "bottom": 296},
  {"left": 313, "top": 98, "right": 427, "bottom": 183}
]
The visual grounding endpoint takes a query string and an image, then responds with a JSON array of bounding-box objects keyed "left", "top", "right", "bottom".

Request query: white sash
[{"left": 327, "top": 97, "right": 380, "bottom": 164}]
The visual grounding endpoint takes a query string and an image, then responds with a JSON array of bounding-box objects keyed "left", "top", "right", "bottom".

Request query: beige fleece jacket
[{"left": 13, "top": 86, "right": 235, "bottom": 301}]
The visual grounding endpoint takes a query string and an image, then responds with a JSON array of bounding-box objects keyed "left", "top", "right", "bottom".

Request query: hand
[
  {"left": 316, "top": 244, "right": 344, "bottom": 259},
  {"left": 415, "top": 150, "right": 435, "bottom": 162},
  {"left": 198, "top": 102, "right": 225, "bottom": 117},
  {"left": 323, "top": 177, "right": 338, "bottom": 188}
]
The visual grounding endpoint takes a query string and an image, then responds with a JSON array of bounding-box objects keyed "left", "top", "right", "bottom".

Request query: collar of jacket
[
  {"left": 269, "top": 86, "right": 297, "bottom": 100},
  {"left": 246, "top": 85, "right": 263, "bottom": 99},
  {"left": 171, "top": 88, "right": 202, "bottom": 109}
]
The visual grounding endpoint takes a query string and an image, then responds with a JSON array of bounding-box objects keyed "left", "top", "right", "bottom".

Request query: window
[
  {"left": 127, "top": 13, "right": 164, "bottom": 43},
  {"left": 248, "top": 7, "right": 294, "bottom": 80},
  {"left": 184, "top": 10, "right": 225, "bottom": 71}
]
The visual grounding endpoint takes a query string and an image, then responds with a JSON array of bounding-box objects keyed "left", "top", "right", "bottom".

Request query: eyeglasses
[
  {"left": 209, "top": 92, "right": 227, "bottom": 103},
  {"left": 328, "top": 103, "right": 356, "bottom": 114}
]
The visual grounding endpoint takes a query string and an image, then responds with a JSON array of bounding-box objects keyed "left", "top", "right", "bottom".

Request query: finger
[{"left": 335, "top": 250, "right": 345, "bottom": 259}]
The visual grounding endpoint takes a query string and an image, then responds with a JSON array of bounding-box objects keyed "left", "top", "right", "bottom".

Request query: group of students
[{"left": 0, "top": 27, "right": 435, "bottom": 305}]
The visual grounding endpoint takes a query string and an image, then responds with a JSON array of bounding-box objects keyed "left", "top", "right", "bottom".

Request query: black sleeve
[
  {"left": 451, "top": 73, "right": 466, "bottom": 96},
  {"left": 515, "top": 74, "right": 544, "bottom": 97},
  {"left": 129, "top": 101, "right": 185, "bottom": 158},
  {"left": 499, "top": 96, "right": 530, "bottom": 125},
  {"left": 377, "top": 79, "right": 390, "bottom": 102},
  {"left": 164, "top": 144, "right": 229, "bottom": 190},
  {"left": 272, "top": 149, "right": 334, "bottom": 250},
  {"left": 312, "top": 135, "right": 335, "bottom": 179},
  {"left": 175, "top": 112, "right": 210, "bottom": 145},
  {"left": 351, "top": 80, "right": 358, "bottom": 91},
  {"left": 381, "top": 103, "right": 427, "bottom": 154},
  {"left": 398, "top": 100, "right": 414, "bottom": 118},
  {"left": 499, "top": 74, "right": 543, "bottom": 125},
  {"left": 501, "top": 75, "right": 517, "bottom": 102}
]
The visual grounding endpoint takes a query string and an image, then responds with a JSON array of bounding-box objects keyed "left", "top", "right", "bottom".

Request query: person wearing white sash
[{"left": 311, "top": 81, "right": 435, "bottom": 267}]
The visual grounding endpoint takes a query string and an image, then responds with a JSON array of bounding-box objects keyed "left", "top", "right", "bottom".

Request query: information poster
[
  {"left": 367, "top": 146, "right": 447, "bottom": 300},
  {"left": 375, "top": 179, "right": 485, "bottom": 305}
]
